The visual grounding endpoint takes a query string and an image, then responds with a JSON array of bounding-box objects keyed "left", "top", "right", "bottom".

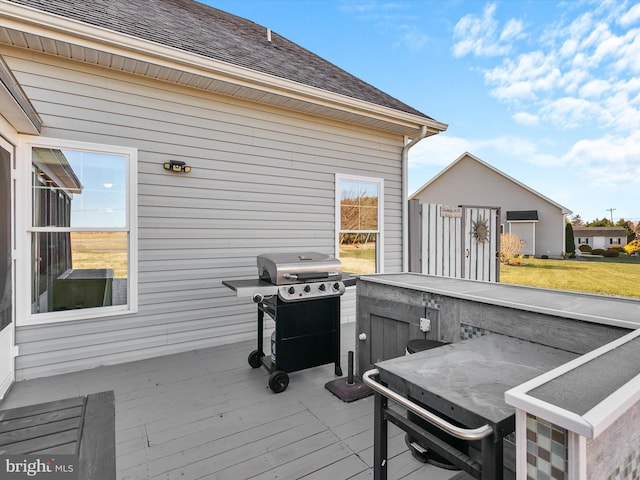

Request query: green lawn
[{"left": 500, "top": 255, "right": 640, "bottom": 299}]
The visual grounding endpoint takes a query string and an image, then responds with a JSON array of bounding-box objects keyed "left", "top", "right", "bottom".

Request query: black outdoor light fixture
[{"left": 163, "top": 160, "right": 191, "bottom": 173}]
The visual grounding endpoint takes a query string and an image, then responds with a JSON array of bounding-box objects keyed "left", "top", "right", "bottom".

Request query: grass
[
  {"left": 340, "top": 243, "right": 376, "bottom": 274},
  {"left": 70, "top": 231, "right": 128, "bottom": 278},
  {"left": 500, "top": 254, "right": 640, "bottom": 299}
]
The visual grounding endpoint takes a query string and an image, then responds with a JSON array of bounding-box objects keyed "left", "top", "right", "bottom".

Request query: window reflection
[
  {"left": 338, "top": 179, "right": 381, "bottom": 274},
  {"left": 31, "top": 147, "right": 128, "bottom": 313}
]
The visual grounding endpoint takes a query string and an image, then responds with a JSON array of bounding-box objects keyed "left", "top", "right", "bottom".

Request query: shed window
[
  {"left": 25, "top": 139, "right": 137, "bottom": 321},
  {"left": 336, "top": 174, "right": 383, "bottom": 274}
]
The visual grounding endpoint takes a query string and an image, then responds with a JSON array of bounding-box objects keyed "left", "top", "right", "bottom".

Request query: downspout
[{"left": 401, "top": 125, "right": 428, "bottom": 271}]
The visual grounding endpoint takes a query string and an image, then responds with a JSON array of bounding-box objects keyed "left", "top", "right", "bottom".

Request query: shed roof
[
  {"left": 573, "top": 227, "right": 628, "bottom": 237},
  {"left": 411, "top": 152, "right": 572, "bottom": 215},
  {"left": 1, "top": 0, "right": 446, "bottom": 136},
  {"left": 507, "top": 210, "right": 539, "bottom": 221}
]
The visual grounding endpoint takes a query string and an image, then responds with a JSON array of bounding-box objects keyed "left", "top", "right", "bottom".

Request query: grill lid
[{"left": 257, "top": 252, "right": 342, "bottom": 285}]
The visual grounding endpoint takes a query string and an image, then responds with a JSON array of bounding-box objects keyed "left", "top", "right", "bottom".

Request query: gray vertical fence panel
[
  {"left": 419, "top": 204, "right": 497, "bottom": 282},
  {"left": 408, "top": 199, "right": 421, "bottom": 273},
  {"left": 421, "top": 204, "right": 463, "bottom": 278}
]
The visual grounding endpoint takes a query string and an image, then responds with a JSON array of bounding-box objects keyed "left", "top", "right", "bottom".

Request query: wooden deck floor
[{"left": 0, "top": 323, "right": 459, "bottom": 480}]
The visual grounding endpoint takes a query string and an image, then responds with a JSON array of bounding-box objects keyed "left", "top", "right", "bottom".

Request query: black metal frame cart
[
  {"left": 361, "top": 334, "right": 577, "bottom": 480},
  {"left": 364, "top": 369, "right": 498, "bottom": 480},
  {"left": 248, "top": 296, "right": 342, "bottom": 393}
]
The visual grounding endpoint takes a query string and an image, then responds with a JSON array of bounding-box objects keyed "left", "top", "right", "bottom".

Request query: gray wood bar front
[{"left": 356, "top": 273, "right": 637, "bottom": 377}]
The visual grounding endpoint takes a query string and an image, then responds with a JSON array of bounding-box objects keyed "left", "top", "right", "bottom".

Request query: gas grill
[{"left": 223, "top": 252, "right": 350, "bottom": 393}]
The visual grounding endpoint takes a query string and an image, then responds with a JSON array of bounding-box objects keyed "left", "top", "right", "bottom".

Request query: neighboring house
[
  {"left": 574, "top": 227, "right": 628, "bottom": 250},
  {"left": 410, "top": 152, "right": 572, "bottom": 257},
  {"left": 0, "top": 0, "right": 446, "bottom": 387}
]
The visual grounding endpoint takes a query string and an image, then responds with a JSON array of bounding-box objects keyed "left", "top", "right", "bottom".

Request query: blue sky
[{"left": 206, "top": 0, "right": 640, "bottom": 224}]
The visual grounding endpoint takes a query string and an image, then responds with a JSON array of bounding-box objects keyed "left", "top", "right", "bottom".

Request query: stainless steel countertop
[{"left": 376, "top": 334, "right": 578, "bottom": 426}]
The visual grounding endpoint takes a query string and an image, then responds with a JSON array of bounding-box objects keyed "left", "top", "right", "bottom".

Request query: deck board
[{"left": 1, "top": 323, "right": 461, "bottom": 480}]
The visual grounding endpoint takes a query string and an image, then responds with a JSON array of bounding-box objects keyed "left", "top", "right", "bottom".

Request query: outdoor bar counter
[{"left": 356, "top": 273, "right": 640, "bottom": 480}]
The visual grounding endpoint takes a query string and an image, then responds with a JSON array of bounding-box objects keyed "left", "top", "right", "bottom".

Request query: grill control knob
[
  {"left": 319, "top": 284, "right": 326, "bottom": 292},
  {"left": 304, "top": 285, "right": 311, "bottom": 293},
  {"left": 288, "top": 286, "right": 295, "bottom": 295},
  {"left": 332, "top": 282, "right": 340, "bottom": 291}
]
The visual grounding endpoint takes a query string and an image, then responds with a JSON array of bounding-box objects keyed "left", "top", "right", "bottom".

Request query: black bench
[{"left": 0, "top": 391, "right": 116, "bottom": 480}]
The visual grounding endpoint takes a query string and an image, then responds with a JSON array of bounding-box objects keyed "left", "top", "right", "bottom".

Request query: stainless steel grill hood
[{"left": 257, "top": 252, "right": 342, "bottom": 285}]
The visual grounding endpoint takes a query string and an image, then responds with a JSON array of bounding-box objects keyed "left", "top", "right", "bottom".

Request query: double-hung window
[
  {"left": 23, "top": 138, "right": 137, "bottom": 322},
  {"left": 335, "top": 174, "right": 383, "bottom": 274}
]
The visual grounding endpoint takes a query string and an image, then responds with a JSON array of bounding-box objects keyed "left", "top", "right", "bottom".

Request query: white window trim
[
  {"left": 17, "top": 136, "right": 138, "bottom": 326},
  {"left": 335, "top": 173, "right": 384, "bottom": 273}
]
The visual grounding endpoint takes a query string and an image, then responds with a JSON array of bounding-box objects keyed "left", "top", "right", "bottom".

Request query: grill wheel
[
  {"left": 269, "top": 370, "right": 289, "bottom": 393},
  {"left": 248, "top": 350, "right": 262, "bottom": 369}
]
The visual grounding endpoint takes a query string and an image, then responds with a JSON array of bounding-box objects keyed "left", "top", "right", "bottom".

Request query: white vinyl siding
[{"left": 6, "top": 49, "right": 404, "bottom": 379}]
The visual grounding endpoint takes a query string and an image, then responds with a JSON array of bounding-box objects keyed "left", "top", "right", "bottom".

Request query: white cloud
[
  {"left": 613, "top": 28, "right": 640, "bottom": 73},
  {"left": 408, "top": 134, "right": 472, "bottom": 168},
  {"left": 452, "top": 3, "right": 516, "bottom": 57},
  {"left": 563, "top": 11, "right": 595, "bottom": 46},
  {"left": 540, "top": 97, "right": 604, "bottom": 128},
  {"left": 579, "top": 79, "right": 610, "bottom": 98},
  {"left": 397, "top": 25, "right": 430, "bottom": 52},
  {"left": 410, "top": 133, "right": 563, "bottom": 171},
  {"left": 604, "top": 91, "right": 640, "bottom": 131},
  {"left": 473, "top": 1, "right": 640, "bottom": 141},
  {"left": 562, "top": 132, "right": 640, "bottom": 185},
  {"left": 500, "top": 18, "right": 524, "bottom": 42},
  {"left": 618, "top": 2, "right": 640, "bottom": 27},
  {"left": 513, "top": 111, "right": 539, "bottom": 126},
  {"left": 472, "top": 136, "right": 559, "bottom": 166},
  {"left": 558, "top": 68, "right": 590, "bottom": 94},
  {"left": 559, "top": 38, "right": 579, "bottom": 58},
  {"left": 485, "top": 51, "right": 561, "bottom": 102}
]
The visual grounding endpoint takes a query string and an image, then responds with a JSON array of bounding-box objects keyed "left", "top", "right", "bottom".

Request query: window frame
[
  {"left": 17, "top": 136, "right": 138, "bottom": 325},
  {"left": 335, "top": 173, "right": 384, "bottom": 274}
]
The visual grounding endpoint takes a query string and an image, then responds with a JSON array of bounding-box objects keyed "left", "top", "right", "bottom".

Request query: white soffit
[{"left": 0, "top": 3, "right": 447, "bottom": 137}]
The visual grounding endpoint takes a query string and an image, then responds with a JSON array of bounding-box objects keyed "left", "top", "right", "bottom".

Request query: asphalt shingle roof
[
  {"left": 8, "top": 0, "right": 432, "bottom": 120},
  {"left": 573, "top": 227, "right": 628, "bottom": 237},
  {"left": 506, "top": 210, "right": 539, "bottom": 221}
]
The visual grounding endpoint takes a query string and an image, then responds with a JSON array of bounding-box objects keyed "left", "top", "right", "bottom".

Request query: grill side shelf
[{"left": 222, "top": 279, "right": 278, "bottom": 299}]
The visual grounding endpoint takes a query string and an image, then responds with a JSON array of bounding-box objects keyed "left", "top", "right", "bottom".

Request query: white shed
[{"left": 411, "top": 152, "right": 572, "bottom": 257}]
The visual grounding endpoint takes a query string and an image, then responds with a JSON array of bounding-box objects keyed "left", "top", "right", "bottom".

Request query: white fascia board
[
  {"left": 0, "top": 1, "right": 447, "bottom": 136},
  {"left": 0, "top": 81, "right": 39, "bottom": 134},
  {"left": 505, "top": 328, "right": 640, "bottom": 439}
]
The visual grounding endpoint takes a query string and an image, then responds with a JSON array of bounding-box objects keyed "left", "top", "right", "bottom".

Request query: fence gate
[{"left": 409, "top": 201, "right": 500, "bottom": 282}]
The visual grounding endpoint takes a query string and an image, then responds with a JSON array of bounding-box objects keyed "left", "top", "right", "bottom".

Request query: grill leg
[
  {"left": 257, "top": 306, "right": 264, "bottom": 356},
  {"left": 334, "top": 299, "right": 342, "bottom": 376}
]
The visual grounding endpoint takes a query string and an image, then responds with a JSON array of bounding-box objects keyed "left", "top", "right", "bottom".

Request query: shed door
[
  {"left": 509, "top": 222, "right": 535, "bottom": 256},
  {"left": 0, "top": 137, "right": 15, "bottom": 397},
  {"left": 463, "top": 207, "right": 499, "bottom": 282}
]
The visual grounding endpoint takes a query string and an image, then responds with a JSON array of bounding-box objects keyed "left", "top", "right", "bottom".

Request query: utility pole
[{"left": 606, "top": 207, "right": 616, "bottom": 225}]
